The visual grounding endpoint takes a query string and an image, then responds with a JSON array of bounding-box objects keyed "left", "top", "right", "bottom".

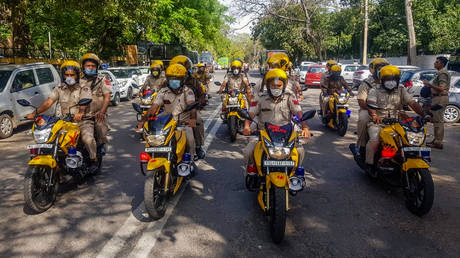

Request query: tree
[{"left": 405, "top": 0, "right": 416, "bottom": 64}]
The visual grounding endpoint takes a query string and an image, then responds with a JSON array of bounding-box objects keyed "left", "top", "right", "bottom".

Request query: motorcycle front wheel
[
  {"left": 269, "top": 187, "right": 286, "bottom": 243},
  {"left": 24, "top": 166, "right": 59, "bottom": 213},
  {"left": 404, "top": 168, "right": 434, "bottom": 217},
  {"left": 228, "top": 116, "right": 238, "bottom": 142},
  {"left": 144, "top": 169, "right": 167, "bottom": 220},
  {"left": 337, "top": 113, "right": 348, "bottom": 137}
]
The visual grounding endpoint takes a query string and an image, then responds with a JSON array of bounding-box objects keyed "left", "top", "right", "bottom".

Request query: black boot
[
  {"left": 89, "top": 159, "right": 99, "bottom": 174},
  {"left": 195, "top": 146, "right": 206, "bottom": 160}
]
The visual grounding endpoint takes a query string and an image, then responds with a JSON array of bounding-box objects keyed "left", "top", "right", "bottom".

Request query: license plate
[
  {"left": 226, "top": 105, "right": 240, "bottom": 108},
  {"left": 27, "top": 144, "right": 53, "bottom": 149},
  {"left": 140, "top": 105, "right": 151, "bottom": 109},
  {"left": 263, "top": 160, "right": 295, "bottom": 167},
  {"left": 403, "top": 147, "right": 431, "bottom": 152},
  {"left": 312, "top": 81, "right": 320, "bottom": 84},
  {"left": 145, "top": 146, "right": 172, "bottom": 153}
]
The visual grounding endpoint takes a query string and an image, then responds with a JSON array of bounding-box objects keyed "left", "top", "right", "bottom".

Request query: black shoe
[
  {"left": 89, "top": 161, "right": 99, "bottom": 174},
  {"left": 195, "top": 146, "right": 206, "bottom": 160},
  {"left": 100, "top": 144, "right": 106, "bottom": 156},
  {"left": 365, "top": 164, "right": 378, "bottom": 179}
]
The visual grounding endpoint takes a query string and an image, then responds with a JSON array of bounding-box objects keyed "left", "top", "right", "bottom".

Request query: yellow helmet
[
  {"left": 369, "top": 58, "right": 390, "bottom": 75},
  {"left": 196, "top": 63, "right": 205, "bottom": 68},
  {"left": 150, "top": 63, "right": 161, "bottom": 70},
  {"left": 379, "top": 65, "right": 401, "bottom": 81},
  {"left": 60, "top": 60, "right": 81, "bottom": 82},
  {"left": 231, "top": 59, "right": 243, "bottom": 68},
  {"left": 330, "top": 64, "right": 342, "bottom": 73},
  {"left": 81, "top": 53, "right": 101, "bottom": 67},
  {"left": 326, "top": 60, "right": 337, "bottom": 69},
  {"left": 267, "top": 53, "right": 290, "bottom": 71},
  {"left": 265, "top": 68, "right": 288, "bottom": 83},
  {"left": 170, "top": 55, "right": 193, "bottom": 69},
  {"left": 166, "top": 63, "right": 187, "bottom": 78},
  {"left": 152, "top": 60, "right": 164, "bottom": 70}
]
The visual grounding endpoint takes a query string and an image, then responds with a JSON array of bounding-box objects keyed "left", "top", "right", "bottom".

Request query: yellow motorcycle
[
  {"left": 137, "top": 89, "right": 158, "bottom": 122},
  {"left": 132, "top": 102, "right": 198, "bottom": 220},
  {"left": 322, "top": 89, "right": 351, "bottom": 136},
  {"left": 16, "top": 98, "right": 102, "bottom": 213},
  {"left": 240, "top": 109, "right": 315, "bottom": 243},
  {"left": 350, "top": 116, "right": 434, "bottom": 216}
]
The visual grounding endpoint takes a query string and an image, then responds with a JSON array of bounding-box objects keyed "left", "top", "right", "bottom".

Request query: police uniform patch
[
  {"left": 251, "top": 101, "right": 258, "bottom": 107},
  {"left": 292, "top": 99, "right": 299, "bottom": 105},
  {"left": 105, "top": 80, "right": 111, "bottom": 85}
]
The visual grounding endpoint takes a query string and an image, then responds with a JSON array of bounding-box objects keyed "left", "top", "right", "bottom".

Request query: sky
[{"left": 219, "top": 0, "right": 253, "bottom": 35}]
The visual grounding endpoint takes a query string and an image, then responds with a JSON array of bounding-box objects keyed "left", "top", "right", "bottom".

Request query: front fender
[
  {"left": 227, "top": 111, "right": 241, "bottom": 119},
  {"left": 402, "top": 158, "right": 430, "bottom": 172},
  {"left": 337, "top": 108, "right": 347, "bottom": 113},
  {"left": 268, "top": 172, "right": 288, "bottom": 188},
  {"left": 146, "top": 157, "right": 171, "bottom": 173},
  {"left": 28, "top": 155, "right": 57, "bottom": 168}
]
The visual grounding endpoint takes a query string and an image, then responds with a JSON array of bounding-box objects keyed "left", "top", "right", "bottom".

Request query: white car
[
  {"left": 352, "top": 65, "right": 371, "bottom": 89},
  {"left": 99, "top": 70, "right": 122, "bottom": 106},
  {"left": 300, "top": 61, "right": 316, "bottom": 66},
  {"left": 137, "top": 66, "right": 150, "bottom": 85},
  {"left": 298, "top": 65, "right": 310, "bottom": 84},
  {"left": 107, "top": 67, "right": 142, "bottom": 100},
  {"left": 341, "top": 64, "right": 361, "bottom": 85}
]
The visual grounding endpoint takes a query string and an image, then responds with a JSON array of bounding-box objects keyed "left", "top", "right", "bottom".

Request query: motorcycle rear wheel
[
  {"left": 337, "top": 113, "right": 348, "bottom": 137},
  {"left": 144, "top": 170, "right": 167, "bottom": 220},
  {"left": 228, "top": 116, "right": 238, "bottom": 142},
  {"left": 24, "top": 166, "right": 59, "bottom": 214},
  {"left": 269, "top": 187, "right": 286, "bottom": 243},
  {"left": 404, "top": 168, "right": 434, "bottom": 217}
]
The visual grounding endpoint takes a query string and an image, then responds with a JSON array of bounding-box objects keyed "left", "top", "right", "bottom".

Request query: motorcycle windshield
[
  {"left": 35, "top": 115, "right": 59, "bottom": 130},
  {"left": 265, "top": 123, "right": 292, "bottom": 147},
  {"left": 400, "top": 117, "right": 423, "bottom": 133},
  {"left": 142, "top": 90, "right": 154, "bottom": 97},
  {"left": 147, "top": 113, "right": 172, "bottom": 134}
]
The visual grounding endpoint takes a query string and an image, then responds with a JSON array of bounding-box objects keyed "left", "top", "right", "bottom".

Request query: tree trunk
[
  {"left": 10, "top": 0, "right": 30, "bottom": 57},
  {"left": 405, "top": 0, "right": 417, "bottom": 65},
  {"left": 362, "top": 0, "right": 368, "bottom": 65}
]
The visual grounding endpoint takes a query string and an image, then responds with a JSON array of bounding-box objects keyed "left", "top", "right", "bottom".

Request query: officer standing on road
[
  {"left": 243, "top": 69, "right": 311, "bottom": 178},
  {"left": 140, "top": 63, "right": 166, "bottom": 93},
  {"left": 137, "top": 63, "right": 198, "bottom": 158},
  {"left": 423, "top": 56, "right": 451, "bottom": 149},
  {"left": 79, "top": 53, "right": 112, "bottom": 169},
  {"left": 169, "top": 55, "right": 205, "bottom": 159},
  {"left": 365, "top": 65, "right": 425, "bottom": 176},
  {"left": 355, "top": 58, "right": 389, "bottom": 158}
]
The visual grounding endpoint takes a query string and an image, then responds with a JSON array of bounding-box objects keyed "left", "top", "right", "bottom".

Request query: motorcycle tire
[
  {"left": 144, "top": 170, "right": 167, "bottom": 220},
  {"left": 270, "top": 187, "right": 286, "bottom": 244},
  {"left": 24, "top": 166, "right": 59, "bottom": 214},
  {"left": 228, "top": 116, "right": 238, "bottom": 142},
  {"left": 337, "top": 113, "right": 348, "bottom": 137},
  {"left": 404, "top": 168, "right": 434, "bottom": 217}
]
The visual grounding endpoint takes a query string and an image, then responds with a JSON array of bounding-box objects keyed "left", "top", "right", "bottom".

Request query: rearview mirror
[
  {"left": 238, "top": 109, "right": 253, "bottom": 121},
  {"left": 132, "top": 103, "right": 142, "bottom": 114},
  {"left": 184, "top": 102, "right": 199, "bottom": 113},
  {"left": 301, "top": 110, "right": 316, "bottom": 121},
  {"left": 214, "top": 81, "right": 221, "bottom": 86},
  {"left": 78, "top": 98, "right": 92, "bottom": 106},
  {"left": 16, "top": 99, "right": 31, "bottom": 107}
]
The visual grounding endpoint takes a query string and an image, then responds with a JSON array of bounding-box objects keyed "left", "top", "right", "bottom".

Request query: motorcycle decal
[
  {"left": 69, "top": 131, "right": 78, "bottom": 145},
  {"left": 267, "top": 124, "right": 287, "bottom": 134}
]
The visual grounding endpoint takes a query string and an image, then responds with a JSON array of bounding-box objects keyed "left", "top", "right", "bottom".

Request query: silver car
[
  {"left": 0, "top": 63, "right": 60, "bottom": 138},
  {"left": 99, "top": 70, "right": 122, "bottom": 106},
  {"left": 341, "top": 64, "right": 361, "bottom": 85}
]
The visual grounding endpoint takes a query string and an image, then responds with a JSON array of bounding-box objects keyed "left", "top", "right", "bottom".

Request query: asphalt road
[{"left": 1, "top": 70, "right": 459, "bottom": 257}]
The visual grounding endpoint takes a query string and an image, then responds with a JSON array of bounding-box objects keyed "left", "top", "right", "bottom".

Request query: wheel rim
[
  {"left": 153, "top": 173, "right": 166, "bottom": 211},
  {"left": 32, "top": 167, "right": 57, "bottom": 207},
  {"left": 444, "top": 107, "right": 458, "bottom": 122},
  {"left": 408, "top": 171, "right": 425, "bottom": 209},
  {"left": 1, "top": 117, "right": 13, "bottom": 135}
]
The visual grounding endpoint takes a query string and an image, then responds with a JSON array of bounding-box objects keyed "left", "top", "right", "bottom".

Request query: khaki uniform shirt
[
  {"left": 357, "top": 76, "right": 378, "bottom": 103},
  {"left": 49, "top": 82, "right": 92, "bottom": 117},
  {"left": 193, "top": 71, "right": 211, "bottom": 84},
  {"left": 142, "top": 74, "right": 166, "bottom": 92},
  {"left": 431, "top": 68, "right": 451, "bottom": 95},
  {"left": 287, "top": 75, "right": 300, "bottom": 95},
  {"left": 223, "top": 74, "right": 249, "bottom": 92},
  {"left": 154, "top": 86, "right": 196, "bottom": 121},
  {"left": 80, "top": 75, "right": 112, "bottom": 116},
  {"left": 249, "top": 92, "right": 302, "bottom": 129},
  {"left": 323, "top": 76, "right": 349, "bottom": 95},
  {"left": 367, "top": 85, "right": 412, "bottom": 118},
  {"left": 320, "top": 71, "right": 330, "bottom": 88}
]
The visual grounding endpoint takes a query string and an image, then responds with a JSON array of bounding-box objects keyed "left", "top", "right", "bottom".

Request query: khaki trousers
[
  {"left": 365, "top": 123, "right": 383, "bottom": 165},
  {"left": 193, "top": 114, "right": 205, "bottom": 147},
  {"left": 431, "top": 96, "right": 448, "bottom": 145},
  {"left": 79, "top": 120, "right": 97, "bottom": 160},
  {"left": 357, "top": 109, "right": 370, "bottom": 148},
  {"left": 184, "top": 127, "right": 196, "bottom": 157}
]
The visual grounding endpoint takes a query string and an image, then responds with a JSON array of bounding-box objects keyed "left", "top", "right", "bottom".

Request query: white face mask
[
  {"left": 233, "top": 69, "right": 239, "bottom": 75},
  {"left": 270, "top": 88, "right": 283, "bottom": 97},
  {"left": 65, "top": 77, "right": 76, "bottom": 86},
  {"left": 383, "top": 80, "right": 397, "bottom": 90}
]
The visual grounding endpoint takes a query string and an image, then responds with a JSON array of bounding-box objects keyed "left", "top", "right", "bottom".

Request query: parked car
[
  {"left": 298, "top": 65, "right": 310, "bottom": 84},
  {"left": 444, "top": 76, "right": 460, "bottom": 123},
  {"left": 107, "top": 67, "right": 142, "bottom": 100},
  {"left": 137, "top": 66, "right": 150, "bottom": 85},
  {"left": 400, "top": 69, "right": 437, "bottom": 98},
  {"left": 304, "top": 65, "right": 326, "bottom": 88},
  {"left": 396, "top": 65, "right": 420, "bottom": 73},
  {"left": 0, "top": 63, "right": 60, "bottom": 138},
  {"left": 341, "top": 64, "right": 361, "bottom": 85},
  {"left": 99, "top": 70, "right": 121, "bottom": 106},
  {"left": 352, "top": 65, "right": 371, "bottom": 89}
]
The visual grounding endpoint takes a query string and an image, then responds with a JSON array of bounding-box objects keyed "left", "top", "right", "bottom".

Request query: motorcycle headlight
[
  {"left": 228, "top": 97, "right": 238, "bottom": 105},
  {"left": 33, "top": 128, "right": 52, "bottom": 144},
  {"left": 406, "top": 131, "right": 425, "bottom": 146},
  {"left": 141, "top": 96, "right": 154, "bottom": 104},
  {"left": 337, "top": 96, "right": 349, "bottom": 104},
  {"left": 268, "top": 147, "right": 291, "bottom": 160},
  {"left": 145, "top": 127, "right": 171, "bottom": 146}
]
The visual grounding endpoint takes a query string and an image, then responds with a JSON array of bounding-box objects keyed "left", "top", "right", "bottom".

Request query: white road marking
[
  {"left": 97, "top": 104, "right": 221, "bottom": 258},
  {"left": 128, "top": 117, "right": 222, "bottom": 258}
]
